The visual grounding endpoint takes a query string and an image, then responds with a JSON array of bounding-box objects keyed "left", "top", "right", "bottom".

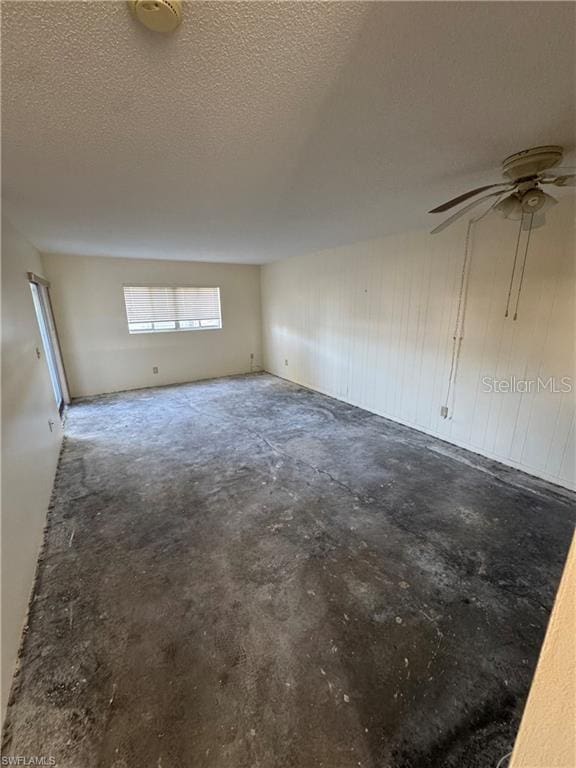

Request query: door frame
[{"left": 28, "top": 272, "right": 70, "bottom": 413}]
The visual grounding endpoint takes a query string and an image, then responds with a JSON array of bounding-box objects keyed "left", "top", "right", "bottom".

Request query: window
[{"left": 123, "top": 286, "right": 222, "bottom": 334}]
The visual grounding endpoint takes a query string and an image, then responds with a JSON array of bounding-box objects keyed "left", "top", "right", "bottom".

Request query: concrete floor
[{"left": 3, "top": 373, "right": 575, "bottom": 768}]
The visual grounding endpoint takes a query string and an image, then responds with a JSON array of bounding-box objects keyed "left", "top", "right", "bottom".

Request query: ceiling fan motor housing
[
  {"left": 502, "top": 145, "right": 563, "bottom": 181},
  {"left": 129, "top": 0, "right": 182, "bottom": 33}
]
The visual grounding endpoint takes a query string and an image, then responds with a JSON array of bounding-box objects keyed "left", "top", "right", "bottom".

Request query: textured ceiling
[{"left": 2, "top": 1, "right": 575, "bottom": 264}]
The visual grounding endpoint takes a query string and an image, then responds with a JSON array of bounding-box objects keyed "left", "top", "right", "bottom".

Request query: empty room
[{"left": 1, "top": 2, "right": 575, "bottom": 767}]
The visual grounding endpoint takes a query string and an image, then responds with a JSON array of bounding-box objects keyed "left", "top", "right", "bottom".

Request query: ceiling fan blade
[
  {"left": 546, "top": 174, "right": 576, "bottom": 187},
  {"left": 540, "top": 166, "right": 575, "bottom": 185},
  {"left": 431, "top": 191, "right": 504, "bottom": 235},
  {"left": 429, "top": 183, "right": 513, "bottom": 213}
]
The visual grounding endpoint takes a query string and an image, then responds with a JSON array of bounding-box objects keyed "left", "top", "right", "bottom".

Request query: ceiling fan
[{"left": 429, "top": 145, "right": 575, "bottom": 234}]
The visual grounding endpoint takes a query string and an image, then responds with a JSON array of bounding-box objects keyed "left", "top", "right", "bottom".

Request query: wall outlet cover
[{"left": 153, "top": 366, "right": 159, "bottom": 374}]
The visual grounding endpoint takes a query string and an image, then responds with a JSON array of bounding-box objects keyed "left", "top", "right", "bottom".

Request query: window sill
[{"left": 128, "top": 326, "right": 223, "bottom": 335}]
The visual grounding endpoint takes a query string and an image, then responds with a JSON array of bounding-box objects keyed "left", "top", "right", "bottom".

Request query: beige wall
[
  {"left": 42, "top": 254, "right": 262, "bottom": 398},
  {"left": 510, "top": 532, "right": 576, "bottom": 768},
  {"left": 1, "top": 215, "right": 63, "bottom": 720},
  {"left": 261, "top": 198, "right": 575, "bottom": 490}
]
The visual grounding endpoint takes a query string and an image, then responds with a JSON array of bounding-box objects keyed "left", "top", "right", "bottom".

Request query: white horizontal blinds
[{"left": 123, "top": 286, "right": 221, "bottom": 332}]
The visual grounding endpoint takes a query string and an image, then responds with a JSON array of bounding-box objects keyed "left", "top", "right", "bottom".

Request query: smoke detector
[{"left": 129, "top": 0, "right": 182, "bottom": 33}]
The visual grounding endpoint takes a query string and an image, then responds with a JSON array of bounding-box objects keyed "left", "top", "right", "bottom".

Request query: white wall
[
  {"left": 262, "top": 198, "right": 576, "bottom": 490},
  {"left": 43, "top": 254, "right": 262, "bottom": 398},
  {"left": 1, "top": 216, "right": 63, "bottom": 720}
]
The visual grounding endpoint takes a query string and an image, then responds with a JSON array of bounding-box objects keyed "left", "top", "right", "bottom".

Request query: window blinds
[{"left": 123, "top": 286, "right": 222, "bottom": 333}]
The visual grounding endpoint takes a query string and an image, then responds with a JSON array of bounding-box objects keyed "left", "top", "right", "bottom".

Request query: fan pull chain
[
  {"left": 443, "top": 215, "right": 477, "bottom": 418},
  {"left": 443, "top": 220, "right": 472, "bottom": 411},
  {"left": 442, "top": 196, "right": 503, "bottom": 419},
  {"left": 513, "top": 212, "right": 534, "bottom": 320},
  {"left": 504, "top": 215, "right": 524, "bottom": 318}
]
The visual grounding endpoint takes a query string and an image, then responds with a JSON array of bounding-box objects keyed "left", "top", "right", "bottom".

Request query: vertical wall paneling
[{"left": 262, "top": 198, "right": 575, "bottom": 489}]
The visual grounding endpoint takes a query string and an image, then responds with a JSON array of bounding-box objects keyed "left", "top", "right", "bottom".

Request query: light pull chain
[
  {"left": 513, "top": 212, "right": 534, "bottom": 321},
  {"left": 443, "top": 217, "right": 475, "bottom": 418},
  {"left": 504, "top": 215, "right": 524, "bottom": 318},
  {"left": 442, "top": 194, "right": 504, "bottom": 420}
]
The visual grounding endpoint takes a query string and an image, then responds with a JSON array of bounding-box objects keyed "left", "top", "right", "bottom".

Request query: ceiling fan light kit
[
  {"left": 495, "top": 187, "right": 558, "bottom": 222},
  {"left": 495, "top": 194, "right": 522, "bottom": 221}
]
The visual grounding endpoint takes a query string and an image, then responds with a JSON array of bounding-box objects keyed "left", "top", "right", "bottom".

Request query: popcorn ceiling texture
[{"left": 2, "top": 1, "right": 575, "bottom": 263}]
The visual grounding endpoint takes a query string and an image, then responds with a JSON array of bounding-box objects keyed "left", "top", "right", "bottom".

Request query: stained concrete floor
[{"left": 3, "top": 373, "right": 575, "bottom": 768}]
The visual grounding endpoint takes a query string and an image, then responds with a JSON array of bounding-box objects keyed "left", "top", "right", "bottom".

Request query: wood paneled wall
[{"left": 262, "top": 198, "right": 575, "bottom": 489}]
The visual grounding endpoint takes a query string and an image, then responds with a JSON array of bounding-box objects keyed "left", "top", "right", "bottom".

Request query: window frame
[{"left": 122, "top": 284, "right": 223, "bottom": 336}]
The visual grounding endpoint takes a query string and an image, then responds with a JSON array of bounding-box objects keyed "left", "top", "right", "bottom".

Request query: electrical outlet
[
  {"left": 153, "top": 366, "right": 159, "bottom": 374},
  {"left": 440, "top": 405, "right": 448, "bottom": 419},
  {"left": 35, "top": 347, "right": 41, "bottom": 359},
  {"left": 250, "top": 352, "right": 254, "bottom": 360},
  {"left": 284, "top": 359, "right": 288, "bottom": 366}
]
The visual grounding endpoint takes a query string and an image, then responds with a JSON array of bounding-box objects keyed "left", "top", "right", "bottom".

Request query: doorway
[{"left": 28, "top": 272, "right": 69, "bottom": 414}]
